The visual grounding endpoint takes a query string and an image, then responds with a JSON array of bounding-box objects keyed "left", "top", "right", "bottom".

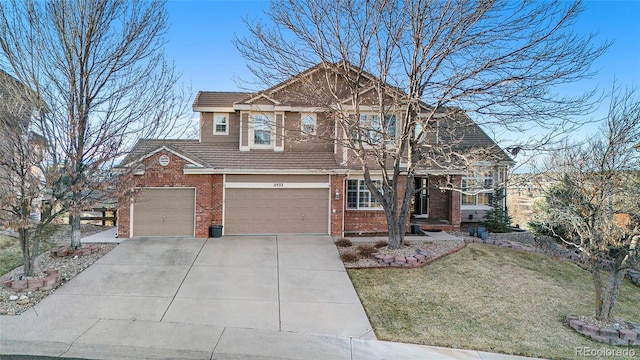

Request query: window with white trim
[
  {"left": 213, "top": 113, "right": 228, "bottom": 135},
  {"left": 301, "top": 113, "right": 316, "bottom": 135},
  {"left": 461, "top": 170, "right": 494, "bottom": 206},
  {"left": 355, "top": 114, "right": 396, "bottom": 143},
  {"left": 253, "top": 114, "right": 272, "bottom": 145},
  {"left": 347, "top": 179, "right": 383, "bottom": 209},
  {"left": 414, "top": 120, "right": 438, "bottom": 144}
]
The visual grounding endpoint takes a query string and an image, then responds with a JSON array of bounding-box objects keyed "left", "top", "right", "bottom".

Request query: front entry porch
[{"left": 410, "top": 175, "right": 461, "bottom": 232}]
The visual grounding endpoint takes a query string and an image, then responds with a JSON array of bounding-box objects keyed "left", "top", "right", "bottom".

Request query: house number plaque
[{"left": 158, "top": 155, "right": 170, "bottom": 166}]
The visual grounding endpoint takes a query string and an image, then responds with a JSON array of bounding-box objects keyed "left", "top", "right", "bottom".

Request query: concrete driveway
[
  {"left": 35, "top": 235, "right": 374, "bottom": 337},
  {"left": 1, "top": 234, "right": 546, "bottom": 360}
]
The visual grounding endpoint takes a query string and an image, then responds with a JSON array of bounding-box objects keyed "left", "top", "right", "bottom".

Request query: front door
[{"left": 414, "top": 177, "right": 429, "bottom": 217}]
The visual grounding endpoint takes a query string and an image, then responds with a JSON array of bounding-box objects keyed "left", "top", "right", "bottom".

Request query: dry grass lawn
[
  {"left": 0, "top": 225, "right": 60, "bottom": 276},
  {"left": 348, "top": 244, "right": 640, "bottom": 360}
]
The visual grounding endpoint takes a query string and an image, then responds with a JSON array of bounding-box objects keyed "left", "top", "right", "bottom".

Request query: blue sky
[{"left": 164, "top": 0, "right": 640, "bottom": 140}]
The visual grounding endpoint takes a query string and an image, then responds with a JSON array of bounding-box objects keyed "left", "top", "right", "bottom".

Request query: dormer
[{"left": 234, "top": 93, "right": 287, "bottom": 152}]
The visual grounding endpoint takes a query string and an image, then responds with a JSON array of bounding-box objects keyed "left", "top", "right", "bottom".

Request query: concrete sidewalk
[
  {"left": 81, "top": 227, "right": 119, "bottom": 243},
  {"left": 0, "top": 324, "right": 542, "bottom": 359},
  {"left": 0, "top": 233, "right": 542, "bottom": 359}
]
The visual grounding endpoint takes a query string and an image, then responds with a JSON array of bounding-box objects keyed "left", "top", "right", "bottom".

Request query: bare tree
[
  {"left": 235, "top": 0, "right": 608, "bottom": 249},
  {"left": 530, "top": 87, "right": 640, "bottom": 322},
  {"left": 0, "top": 71, "right": 58, "bottom": 276},
  {"left": 0, "top": 0, "right": 188, "bottom": 248}
]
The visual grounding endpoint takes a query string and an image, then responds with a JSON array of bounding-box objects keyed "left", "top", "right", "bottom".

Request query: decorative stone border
[
  {"left": 567, "top": 315, "right": 640, "bottom": 346},
  {"left": 373, "top": 252, "right": 427, "bottom": 267},
  {"left": 50, "top": 244, "right": 99, "bottom": 258},
  {"left": 1, "top": 269, "right": 62, "bottom": 292},
  {"left": 369, "top": 244, "right": 467, "bottom": 268}
]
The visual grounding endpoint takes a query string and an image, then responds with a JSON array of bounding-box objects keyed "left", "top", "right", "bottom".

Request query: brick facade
[
  {"left": 117, "top": 150, "right": 222, "bottom": 238},
  {"left": 330, "top": 174, "right": 346, "bottom": 236},
  {"left": 426, "top": 175, "right": 462, "bottom": 230},
  {"left": 117, "top": 152, "right": 463, "bottom": 238},
  {"left": 343, "top": 176, "right": 411, "bottom": 234},
  {"left": 342, "top": 175, "right": 462, "bottom": 234}
]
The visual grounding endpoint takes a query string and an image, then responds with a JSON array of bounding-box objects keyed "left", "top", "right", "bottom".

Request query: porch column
[{"left": 449, "top": 175, "right": 462, "bottom": 230}]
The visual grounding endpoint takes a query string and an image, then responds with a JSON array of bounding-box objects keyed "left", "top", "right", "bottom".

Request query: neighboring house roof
[
  {"left": 0, "top": 70, "right": 35, "bottom": 131},
  {"left": 122, "top": 139, "right": 340, "bottom": 171}
]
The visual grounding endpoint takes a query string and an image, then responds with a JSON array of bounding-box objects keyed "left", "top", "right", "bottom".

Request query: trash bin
[
  {"left": 209, "top": 225, "right": 223, "bottom": 238},
  {"left": 468, "top": 227, "right": 475, "bottom": 236},
  {"left": 411, "top": 224, "right": 422, "bottom": 234}
]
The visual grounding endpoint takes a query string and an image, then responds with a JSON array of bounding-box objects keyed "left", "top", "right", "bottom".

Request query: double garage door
[
  {"left": 224, "top": 187, "right": 329, "bottom": 234},
  {"left": 131, "top": 180, "right": 329, "bottom": 237}
]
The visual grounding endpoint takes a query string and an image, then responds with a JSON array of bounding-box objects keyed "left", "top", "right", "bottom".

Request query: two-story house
[{"left": 116, "top": 64, "right": 511, "bottom": 238}]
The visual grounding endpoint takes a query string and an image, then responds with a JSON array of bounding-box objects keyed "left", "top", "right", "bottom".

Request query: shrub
[
  {"left": 481, "top": 187, "right": 513, "bottom": 233},
  {"left": 340, "top": 252, "right": 360, "bottom": 262},
  {"left": 373, "top": 240, "right": 388, "bottom": 248},
  {"left": 334, "top": 238, "right": 353, "bottom": 247},
  {"left": 357, "top": 244, "right": 377, "bottom": 257}
]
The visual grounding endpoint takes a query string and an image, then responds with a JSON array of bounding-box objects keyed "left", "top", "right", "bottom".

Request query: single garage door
[
  {"left": 132, "top": 188, "right": 195, "bottom": 237},
  {"left": 225, "top": 188, "right": 329, "bottom": 234}
]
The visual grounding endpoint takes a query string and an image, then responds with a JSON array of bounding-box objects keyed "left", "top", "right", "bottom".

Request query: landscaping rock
[
  {"left": 619, "top": 329, "right": 638, "bottom": 341},
  {"left": 8, "top": 295, "right": 18, "bottom": 301},
  {"left": 569, "top": 319, "right": 586, "bottom": 331},
  {"left": 16, "top": 298, "right": 29, "bottom": 305},
  {"left": 0, "top": 225, "right": 117, "bottom": 316},
  {"left": 1, "top": 279, "right": 11, "bottom": 289},
  {"left": 598, "top": 327, "right": 619, "bottom": 337},
  {"left": 11, "top": 280, "right": 27, "bottom": 291},
  {"left": 582, "top": 324, "right": 599, "bottom": 336}
]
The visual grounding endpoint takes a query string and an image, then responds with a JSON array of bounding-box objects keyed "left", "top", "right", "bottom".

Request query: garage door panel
[
  {"left": 133, "top": 188, "right": 195, "bottom": 237},
  {"left": 225, "top": 188, "right": 328, "bottom": 234}
]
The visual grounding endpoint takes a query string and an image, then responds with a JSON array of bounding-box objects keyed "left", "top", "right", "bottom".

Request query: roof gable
[{"left": 121, "top": 140, "right": 208, "bottom": 168}]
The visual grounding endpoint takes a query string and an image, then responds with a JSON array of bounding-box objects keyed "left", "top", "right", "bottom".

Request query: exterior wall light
[{"left": 334, "top": 188, "right": 340, "bottom": 200}]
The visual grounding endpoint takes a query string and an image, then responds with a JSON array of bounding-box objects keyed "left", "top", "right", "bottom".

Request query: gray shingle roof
[
  {"left": 192, "top": 91, "right": 253, "bottom": 109},
  {"left": 123, "top": 139, "right": 340, "bottom": 170}
]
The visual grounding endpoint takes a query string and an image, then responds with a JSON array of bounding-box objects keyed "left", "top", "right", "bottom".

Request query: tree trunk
[
  {"left": 592, "top": 264, "right": 605, "bottom": 321},
  {"left": 385, "top": 207, "right": 404, "bottom": 249},
  {"left": 20, "top": 227, "right": 34, "bottom": 276},
  {"left": 598, "top": 266, "right": 627, "bottom": 322},
  {"left": 70, "top": 212, "right": 82, "bottom": 249}
]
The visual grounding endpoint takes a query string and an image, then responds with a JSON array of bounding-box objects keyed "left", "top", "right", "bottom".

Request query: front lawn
[
  {"left": 348, "top": 244, "right": 640, "bottom": 360},
  {"left": 0, "top": 224, "right": 60, "bottom": 276}
]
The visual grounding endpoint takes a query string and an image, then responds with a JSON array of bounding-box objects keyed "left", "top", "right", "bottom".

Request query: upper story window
[
  {"left": 356, "top": 114, "right": 396, "bottom": 143},
  {"left": 253, "top": 114, "right": 272, "bottom": 145},
  {"left": 301, "top": 113, "right": 316, "bottom": 135},
  {"left": 462, "top": 170, "right": 494, "bottom": 206},
  {"left": 214, "top": 113, "right": 228, "bottom": 135},
  {"left": 414, "top": 120, "right": 438, "bottom": 144},
  {"left": 347, "top": 179, "right": 383, "bottom": 210}
]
